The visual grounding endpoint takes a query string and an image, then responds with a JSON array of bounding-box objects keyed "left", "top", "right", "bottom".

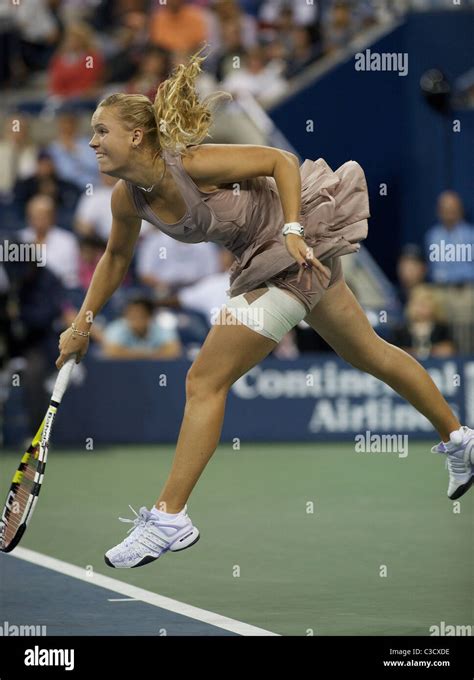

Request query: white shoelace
[
  {"left": 118, "top": 505, "right": 149, "bottom": 537},
  {"left": 119, "top": 505, "right": 148, "bottom": 547},
  {"left": 117, "top": 505, "right": 174, "bottom": 552}
]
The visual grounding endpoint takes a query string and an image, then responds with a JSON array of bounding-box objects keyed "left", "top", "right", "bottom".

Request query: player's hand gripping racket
[{"left": 0, "top": 357, "right": 76, "bottom": 553}]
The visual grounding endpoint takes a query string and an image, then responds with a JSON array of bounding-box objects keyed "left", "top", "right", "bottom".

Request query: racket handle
[{"left": 52, "top": 356, "right": 76, "bottom": 404}]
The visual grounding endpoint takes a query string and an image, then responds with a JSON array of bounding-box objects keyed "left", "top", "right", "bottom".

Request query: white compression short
[{"left": 223, "top": 282, "right": 308, "bottom": 343}]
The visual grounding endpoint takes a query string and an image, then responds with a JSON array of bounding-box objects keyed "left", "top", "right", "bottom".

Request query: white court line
[
  {"left": 107, "top": 598, "right": 138, "bottom": 602},
  {"left": 9, "top": 547, "right": 279, "bottom": 636}
]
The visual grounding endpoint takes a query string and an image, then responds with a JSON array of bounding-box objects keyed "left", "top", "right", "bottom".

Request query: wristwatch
[{"left": 282, "top": 222, "right": 305, "bottom": 237}]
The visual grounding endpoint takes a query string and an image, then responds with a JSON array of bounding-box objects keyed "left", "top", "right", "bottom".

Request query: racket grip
[{"left": 52, "top": 357, "right": 75, "bottom": 403}]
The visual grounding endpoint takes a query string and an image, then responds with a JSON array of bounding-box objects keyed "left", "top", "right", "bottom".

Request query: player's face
[{"left": 89, "top": 108, "right": 135, "bottom": 176}]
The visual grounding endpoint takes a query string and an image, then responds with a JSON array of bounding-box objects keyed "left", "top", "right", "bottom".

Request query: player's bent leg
[{"left": 304, "top": 279, "right": 473, "bottom": 499}]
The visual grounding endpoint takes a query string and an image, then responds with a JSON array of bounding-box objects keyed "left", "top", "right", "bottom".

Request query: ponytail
[{"left": 153, "top": 45, "right": 232, "bottom": 153}]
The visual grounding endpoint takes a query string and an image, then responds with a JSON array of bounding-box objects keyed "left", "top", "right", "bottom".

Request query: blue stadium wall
[
  {"left": 269, "top": 10, "right": 474, "bottom": 280},
  {"left": 4, "top": 356, "right": 473, "bottom": 445}
]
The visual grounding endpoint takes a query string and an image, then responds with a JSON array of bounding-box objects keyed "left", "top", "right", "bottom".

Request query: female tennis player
[{"left": 56, "top": 50, "right": 473, "bottom": 569}]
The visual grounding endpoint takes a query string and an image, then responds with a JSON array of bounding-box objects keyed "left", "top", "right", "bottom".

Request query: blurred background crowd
[{"left": 0, "top": 0, "right": 473, "bottom": 438}]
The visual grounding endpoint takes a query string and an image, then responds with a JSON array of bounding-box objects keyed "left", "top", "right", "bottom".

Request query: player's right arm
[{"left": 56, "top": 181, "right": 141, "bottom": 368}]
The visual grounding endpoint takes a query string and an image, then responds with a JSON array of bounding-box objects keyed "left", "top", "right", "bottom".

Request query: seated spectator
[
  {"left": 15, "top": 0, "right": 62, "bottom": 75},
  {"left": 0, "top": 3, "right": 20, "bottom": 87},
  {"left": 353, "top": 0, "right": 380, "bottom": 30},
  {"left": 150, "top": 0, "right": 209, "bottom": 54},
  {"left": 259, "top": 0, "right": 319, "bottom": 31},
  {"left": 47, "top": 110, "right": 99, "bottom": 190},
  {"left": 286, "top": 26, "right": 321, "bottom": 78},
  {"left": 14, "top": 149, "right": 81, "bottom": 216},
  {"left": 136, "top": 230, "right": 220, "bottom": 298},
  {"left": 101, "top": 296, "right": 182, "bottom": 359},
  {"left": 322, "top": 1, "right": 356, "bottom": 55},
  {"left": 396, "top": 243, "right": 427, "bottom": 306},
  {"left": 424, "top": 190, "right": 474, "bottom": 284},
  {"left": 214, "top": 19, "right": 247, "bottom": 82},
  {"left": 263, "top": 6, "right": 299, "bottom": 65},
  {"left": 0, "top": 115, "right": 38, "bottom": 199},
  {"left": 392, "top": 284, "right": 456, "bottom": 359},
  {"left": 103, "top": 11, "right": 150, "bottom": 85},
  {"left": 221, "top": 45, "right": 287, "bottom": 106},
  {"left": 210, "top": 0, "right": 258, "bottom": 52},
  {"left": 125, "top": 46, "right": 171, "bottom": 100},
  {"left": 8, "top": 260, "right": 66, "bottom": 437},
  {"left": 78, "top": 234, "right": 106, "bottom": 290},
  {"left": 74, "top": 172, "right": 117, "bottom": 240},
  {"left": 48, "top": 21, "right": 104, "bottom": 99},
  {"left": 19, "top": 194, "right": 80, "bottom": 289},
  {"left": 61, "top": 0, "right": 122, "bottom": 32}
]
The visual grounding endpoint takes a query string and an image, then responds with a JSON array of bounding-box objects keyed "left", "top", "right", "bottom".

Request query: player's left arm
[{"left": 183, "top": 144, "right": 301, "bottom": 223}]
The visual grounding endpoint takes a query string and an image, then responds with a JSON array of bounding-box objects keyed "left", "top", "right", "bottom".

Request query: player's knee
[{"left": 185, "top": 365, "right": 231, "bottom": 400}]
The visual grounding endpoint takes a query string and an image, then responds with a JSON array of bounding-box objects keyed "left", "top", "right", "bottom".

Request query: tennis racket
[{"left": 0, "top": 357, "right": 75, "bottom": 553}]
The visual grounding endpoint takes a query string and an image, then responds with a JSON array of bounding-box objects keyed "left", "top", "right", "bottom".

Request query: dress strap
[{"left": 161, "top": 148, "right": 204, "bottom": 206}]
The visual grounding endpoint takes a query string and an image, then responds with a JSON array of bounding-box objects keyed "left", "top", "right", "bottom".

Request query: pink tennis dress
[{"left": 125, "top": 149, "right": 370, "bottom": 313}]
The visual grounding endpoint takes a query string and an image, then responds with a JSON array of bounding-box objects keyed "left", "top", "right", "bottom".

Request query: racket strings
[{"left": 1, "top": 450, "right": 42, "bottom": 547}]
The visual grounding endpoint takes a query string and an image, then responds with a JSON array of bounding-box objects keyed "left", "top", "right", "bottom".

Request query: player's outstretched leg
[
  {"left": 304, "top": 279, "right": 474, "bottom": 500},
  {"left": 105, "top": 307, "right": 278, "bottom": 568}
]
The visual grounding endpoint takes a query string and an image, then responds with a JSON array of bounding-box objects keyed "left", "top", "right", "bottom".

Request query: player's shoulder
[
  {"left": 185, "top": 143, "right": 264, "bottom": 159},
  {"left": 181, "top": 143, "right": 266, "bottom": 176},
  {"left": 111, "top": 179, "right": 137, "bottom": 219}
]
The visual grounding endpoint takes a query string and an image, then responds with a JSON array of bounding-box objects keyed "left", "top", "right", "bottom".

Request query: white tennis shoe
[
  {"left": 432, "top": 426, "right": 474, "bottom": 500},
  {"left": 104, "top": 505, "right": 200, "bottom": 568}
]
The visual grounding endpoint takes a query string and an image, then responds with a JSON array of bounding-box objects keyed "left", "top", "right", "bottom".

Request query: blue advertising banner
[{"left": 30, "top": 355, "right": 472, "bottom": 445}]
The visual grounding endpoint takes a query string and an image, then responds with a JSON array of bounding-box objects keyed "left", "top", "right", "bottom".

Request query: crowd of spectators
[{"left": 0, "top": 0, "right": 405, "bottom": 101}]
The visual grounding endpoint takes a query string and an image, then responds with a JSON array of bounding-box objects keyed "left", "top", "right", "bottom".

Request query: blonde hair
[
  {"left": 406, "top": 284, "right": 446, "bottom": 323},
  {"left": 97, "top": 46, "right": 232, "bottom": 155}
]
